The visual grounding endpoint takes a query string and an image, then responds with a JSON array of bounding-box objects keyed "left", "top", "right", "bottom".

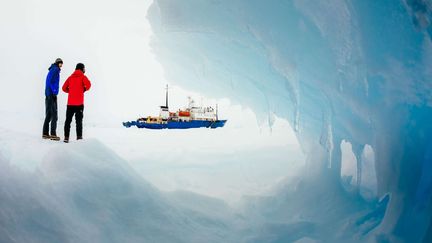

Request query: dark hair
[
  {"left": 76, "top": 63, "right": 85, "bottom": 71},
  {"left": 55, "top": 58, "right": 63, "bottom": 65}
]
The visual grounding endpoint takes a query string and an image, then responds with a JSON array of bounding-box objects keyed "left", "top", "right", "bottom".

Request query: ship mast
[{"left": 165, "top": 84, "right": 169, "bottom": 108}]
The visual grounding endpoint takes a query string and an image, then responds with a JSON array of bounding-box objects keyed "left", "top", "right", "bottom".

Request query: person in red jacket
[{"left": 62, "top": 63, "right": 92, "bottom": 143}]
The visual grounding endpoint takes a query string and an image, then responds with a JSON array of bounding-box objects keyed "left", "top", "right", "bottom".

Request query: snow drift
[
  {"left": 0, "top": 138, "right": 241, "bottom": 243},
  {"left": 148, "top": 0, "right": 432, "bottom": 242},
  {"left": 0, "top": 129, "right": 393, "bottom": 243}
]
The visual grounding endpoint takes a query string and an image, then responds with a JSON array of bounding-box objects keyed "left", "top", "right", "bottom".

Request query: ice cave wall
[{"left": 147, "top": 0, "right": 432, "bottom": 241}]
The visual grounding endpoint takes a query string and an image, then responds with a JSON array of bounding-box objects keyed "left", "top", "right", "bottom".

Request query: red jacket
[{"left": 62, "top": 70, "right": 91, "bottom": 105}]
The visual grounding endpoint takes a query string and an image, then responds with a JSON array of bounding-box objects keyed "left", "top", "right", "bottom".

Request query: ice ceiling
[{"left": 148, "top": 0, "right": 432, "bottom": 241}]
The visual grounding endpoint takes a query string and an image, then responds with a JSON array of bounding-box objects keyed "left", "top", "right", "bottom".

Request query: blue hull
[{"left": 123, "top": 120, "right": 227, "bottom": 129}]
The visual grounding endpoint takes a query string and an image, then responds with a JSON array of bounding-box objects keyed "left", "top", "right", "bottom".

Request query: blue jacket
[{"left": 45, "top": 64, "right": 61, "bottom": 96}]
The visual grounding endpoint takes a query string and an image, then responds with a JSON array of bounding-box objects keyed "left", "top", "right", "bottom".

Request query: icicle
[
  {"left": 281, "top": 69, "right": 300, "bottom": 133},
  {"left": 319, "top": 95, "right": 334, "bottom": 168},
  {"left": 327, "top": 121, "right": 334, "bottom": 168},
  {"left": 294, "top": 104, "right": 300, "bottom": 133},
  {"left": 352, "top": 144, "right": 363, "bottom": 192},
  {"left": 268, "top": 112, "right": 276, "bottom": 132},
  {"left": 331, "top": 137, "right": 342, "bottom": 178}
]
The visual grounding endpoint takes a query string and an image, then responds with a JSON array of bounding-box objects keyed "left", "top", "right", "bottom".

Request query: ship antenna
[{"left": 216, "top": 103, "right": 219, "bottom": 120}]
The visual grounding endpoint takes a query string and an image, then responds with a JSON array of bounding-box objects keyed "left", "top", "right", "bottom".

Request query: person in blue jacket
[{"left": 42, "top": 58, "right": 63, "bottom": 141}]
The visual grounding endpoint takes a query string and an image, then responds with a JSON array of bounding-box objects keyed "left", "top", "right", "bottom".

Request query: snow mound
[{"left": 0, "top": 138, "right": 241, "bottom": 243}]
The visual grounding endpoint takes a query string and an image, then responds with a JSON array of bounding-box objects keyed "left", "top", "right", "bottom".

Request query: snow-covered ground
[
  {"left": 0, "top": 132, "right": 243, "bottom": 243},
  {"left": 0, "top": 113, "right": 386, "bottom": 243},
  {"left": 0, "top": 108, "right": 304, "bottom": 205}
]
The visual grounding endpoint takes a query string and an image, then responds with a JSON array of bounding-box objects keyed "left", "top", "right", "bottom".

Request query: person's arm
[
  {"left": 46, "top": 68, "right": 56, "bottom": 95},
  {"left": 50, "top": 68, "right": 60, "bottom": 95},
  {"left": 62, "top": 78, "right": 70, "bottom": 93},
  {"left": 83, "top": 76, "right": 91, "bottom": 92}
]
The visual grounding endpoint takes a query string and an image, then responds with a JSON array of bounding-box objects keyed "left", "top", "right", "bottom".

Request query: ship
[{"left": 123, "top": 85, "right": 227, "bottom": 129}]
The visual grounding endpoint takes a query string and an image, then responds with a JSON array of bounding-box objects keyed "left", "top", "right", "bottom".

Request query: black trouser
[
  {"left": 43, "top": 95, "right": 58, "bottom": 136},
  {"left": 64, "top": 105, "right": 84, "bottom": 139}
]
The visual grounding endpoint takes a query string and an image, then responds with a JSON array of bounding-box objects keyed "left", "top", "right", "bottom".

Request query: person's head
[
  {"left": 55, "top": 58, "right": 63, "bottom": 68},
  {"left": 76, "top": 63, "right": 85, "bottom": 73}
]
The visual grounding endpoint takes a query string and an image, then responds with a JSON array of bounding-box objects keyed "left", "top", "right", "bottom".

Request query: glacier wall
[{"left": 148, "top": 0, "right": 432, "bottom": 241}]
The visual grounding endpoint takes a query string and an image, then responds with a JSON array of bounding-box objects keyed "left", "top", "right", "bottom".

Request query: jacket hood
[
  {"left": 70, "top": 70, "right": 85, "bottom": 77},
  {"left": 48, "top": 63, "right": 60, "bottom": 71}
]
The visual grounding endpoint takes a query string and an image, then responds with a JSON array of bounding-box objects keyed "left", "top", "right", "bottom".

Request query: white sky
[
  {"left": 0, "top": 0, "right": 300, "bottom": 149},
  {"left": 0, "top": 0, "right": 303, "bottom": 202}
]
